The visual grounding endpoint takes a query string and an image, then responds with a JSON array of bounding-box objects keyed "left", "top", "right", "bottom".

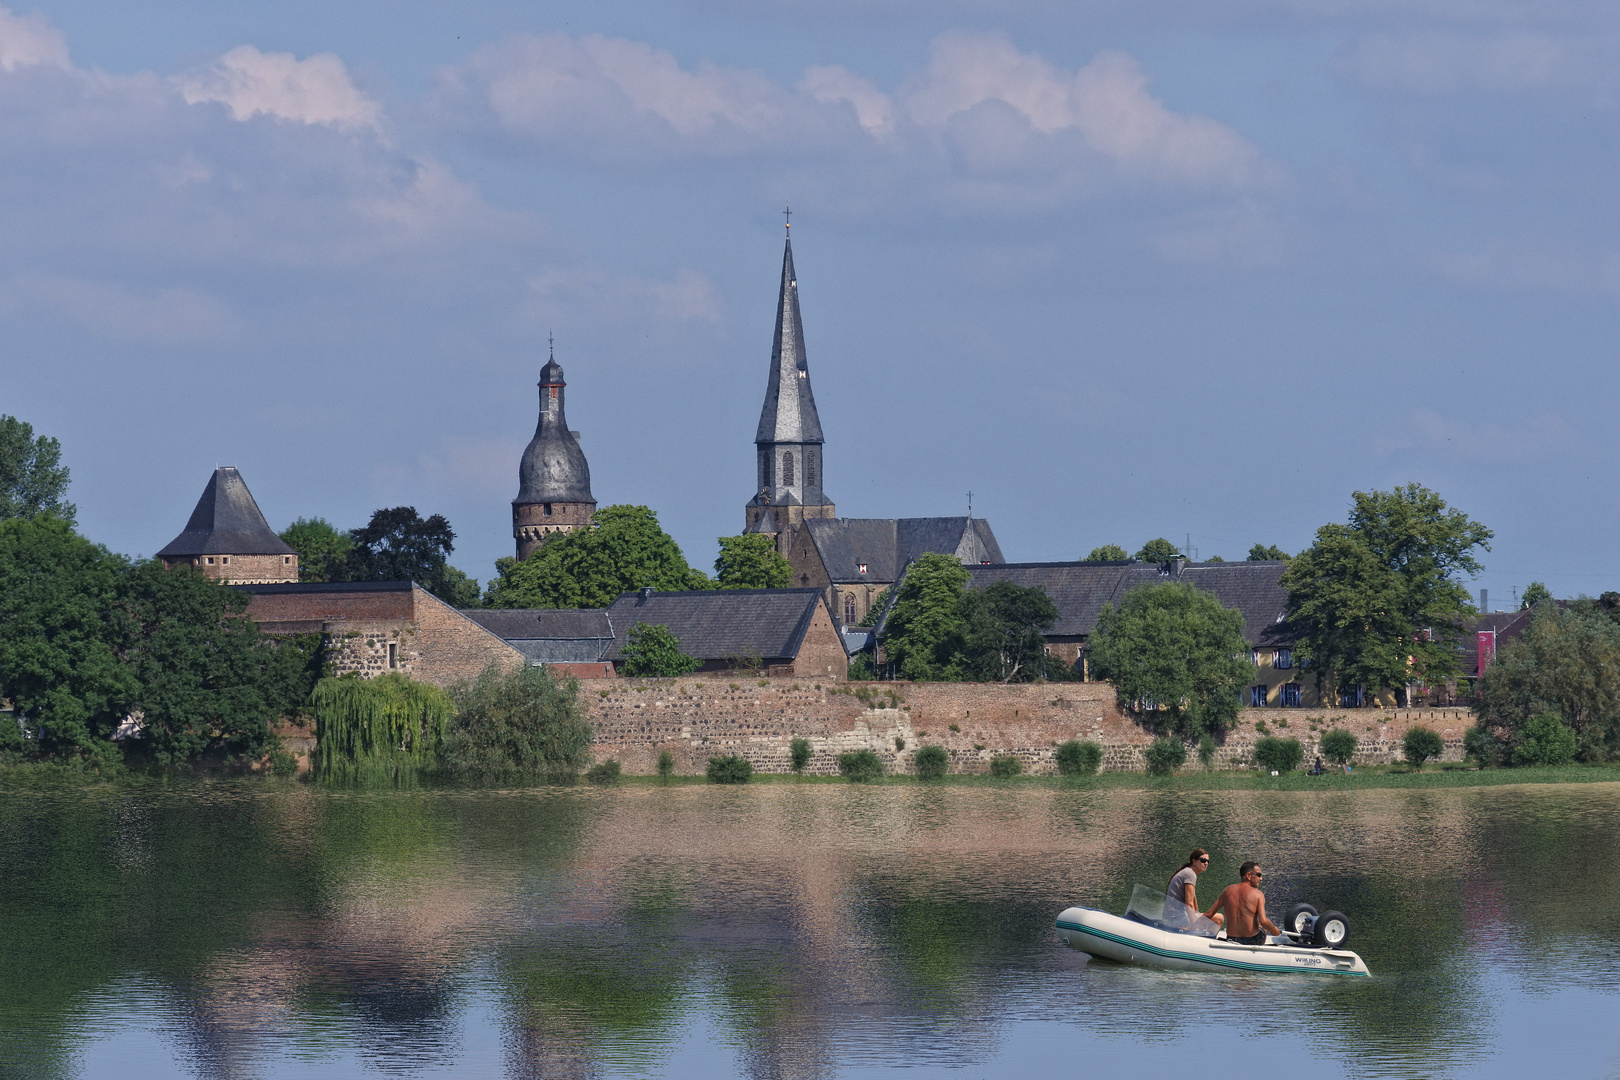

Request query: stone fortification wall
[{"left": 584, "top": 678, "right": 1473, "bottom": 775}]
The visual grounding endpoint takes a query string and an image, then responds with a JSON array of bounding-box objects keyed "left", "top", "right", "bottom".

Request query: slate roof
[
  {"left": 964, "top": 560, "right": 1294, "bottom": 647},
  {"left": 1460, "top": 603, "right": 1566, "bottom": 675},
  {"left": 156, "top": 467, "right": 296, "bottom": 558},
  {"left": 603, "top": 588, "right": 827, "bottom": 662},
  {"left": 804, "top": 517, "right": 1005, "bottom": 582},
  {"left": 755, "top": 237, "right": 824, "bottom": 446},
  {"left": 516, "top": 354, "right": 594, "bottom": 505},
  {"left": 460, "top": 609, "right": 616, "bottom": 664}
]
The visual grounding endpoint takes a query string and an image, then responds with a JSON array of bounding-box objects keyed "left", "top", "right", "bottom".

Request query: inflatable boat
[{"left": 1056, "top": 885, "right": 1371, "bottom": 977}]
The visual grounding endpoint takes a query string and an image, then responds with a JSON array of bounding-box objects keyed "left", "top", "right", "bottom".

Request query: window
[
  {"left": 857, "top": 562, "right": 867, "bottom": 575},
  {"left": 1280, "top": 683, "right": 1302, "bottom": 708},
  {"left": 543, "top": 503, "right": 553, "bottom": 516},
  {"left": 388, "top": 643, "right": 398, "bottom": 670},
  {"left": 845, "top": 594, "right": 856, "bottom": 623},
  {"left": 1274, "top": 648, "right": 1293, "bottom": 669},
  {"left": 782, "top": 451, "right": 795, "bottom": 486},
  {"left": 1340, "top": 685, "right": 1365, "bottom": 708},
  {"left": 1250, "top": 648, "right": 1261, "bottom": 665},
  {"left": 1250, "top": 685, "right": 1268, "bottom": 707},
  {"left": 806, "top": 453, "right": 816, "bottom": 485},
  {"left": 221, "top": 557, "right": 229, "bottom": 564},
  {"left": 206, "top": 557, "right": 214, "bottom": 565}
]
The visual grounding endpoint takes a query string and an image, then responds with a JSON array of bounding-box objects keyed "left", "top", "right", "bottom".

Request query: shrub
[
  {"left": 313, "top": 672, "right": 455, "bottom": 784},
  {"left": 1197, "top": 733, "right": 1217, "bottom": 770},
  {"left": 990, "top": 754, "right": 1022, "bottom": 777},
  {"left": 706, "top": 755, "right": 753, "bottom": 784},
  {"left": 847, "top": 654, "right": 876, "bottom": 681},
  {"left": 1144, "top": 737, "right": 1187, "bottom": 776},
  {"left": 440, "top": 664, "right": 592, "bottom": 782},
  {"left": 268, "top": 745, "right": 298, "bottom": 778},
  {"left": 1463, "top": 725, "right": 1504, "bottom": 768},
  {"left": 838, "top": 748, "right": 884, "bottom": 782},
  {"left": 1254, "top": 736, "right": 1304, "bottom": 773},
  {"left": 894, "top": 736, "right": 906, "bottom": 751},
  {"left": 620, "top": 622, "right": 702, "bottom": 677},
  {"left": 1054, "top": 740, "right": 1102, "bottom": 776},
  {"left": 789, "top": 737, "right": 812, "bottom": 773},
  {"left": 656, "top": 749, "right": 675, "bottom": 778},
  {"left": 585, "top": 759, "right": 622, "bottom": 784},
  {"left": 1402, "top": 726, "right": 1444, "bottom": 768},
  {"left": 914, "top": 744, "right": 949, "bottom": 779},
  {"left": 1318, "top": 729, "right": 1358, "bottom": 767},
  {"left": 1512, "top": 712, "right": 1578, "bottom": 767}
]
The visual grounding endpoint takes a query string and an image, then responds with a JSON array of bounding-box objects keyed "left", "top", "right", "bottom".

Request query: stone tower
[
  {"left": 745, "top": 230, "right": 835, "bottom": 542},
  {"left": 513, "top": 344, "right": 596, "bottom": 559},
  {"left": 156, "top": 467, "right": 298, "bottom": 584}
]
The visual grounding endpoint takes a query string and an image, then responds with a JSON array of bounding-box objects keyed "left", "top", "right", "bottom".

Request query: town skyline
[{"left": 2, "top": 0, "right": 1613, "bottom": 605}]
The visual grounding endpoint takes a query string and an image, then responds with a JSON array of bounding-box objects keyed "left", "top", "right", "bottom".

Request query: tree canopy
[
  {"left": 1281, "top": 484, "right": 1491, "bottom": 704},
  {"left": 879, "top": 554, "right": 1066, "bottom": 682},
  {"left": 1476, "top": 603, "right": 1620, "bottom": 761},
  {"left": 0, "top": 415, "right": 74, "bottom": 523},
  {"left": 1520, "top": 582, "right": 1553, "bottom": 609},
  {"left": 1134, "top": 538, "right": 1181, "bottom": 562},
  {"left": 1247, "top": 544, "right": 1291, "bottom": 561},
  {"left": 957, "top": 580, "right": 1059, "bottom": 682},
  {"left": 484, "top": 505, "right": 708, "bottom": 608},
  {"left": 440, "top": 663, "right": 593, "bottom": 781},
  {"left": 339, "top": 507, "right": 478, "bottom": 606},
  {"left": 1086, "top": 544, "right": 1129, "bottom": 562},
  {"left": 279, "top": 517, "right": 353, "bottom": 583},
  {"left": 713, "top": 534, "right": 791, "bottom": 590},
  {"left": 619, "top": 622, "right": 702, "bottom": 677},
  {"left": 1088, "top": 581, "right": 1253, "bottom": 737},
  {"left": 880, "top": 554, "right": 973, "bottom": 680}
]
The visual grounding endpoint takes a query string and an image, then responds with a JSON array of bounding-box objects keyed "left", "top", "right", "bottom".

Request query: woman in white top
[{"left": 1167, "top": 849, "right": 1223, "bottom": 928}]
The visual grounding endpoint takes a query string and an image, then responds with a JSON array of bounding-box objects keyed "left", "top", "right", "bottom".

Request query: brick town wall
[
  {"left": 246, "top": 589, "right": 416, "bottom": 623},
  {"left": 410, "top": 588, "right": 527, "bottom": 685},
  {"left": 583, "top": 680, "right": 1476, "bottom": 775},
  {"left": 168, "top": 553, "right": 298, "bottom": 584},
  {"left": 322, "top": 620, "right": 421, "bottom": 679}
]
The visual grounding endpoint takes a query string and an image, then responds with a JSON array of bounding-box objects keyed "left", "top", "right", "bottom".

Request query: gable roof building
[
  {"left": 157, "top": 467, "right": 298, "bottom": 584},
  {"left": 603, "top": 587, "right": 846, "bottom": 680},
  {"left": 786, "top": 516, "right": 1005, "bottom": 626},
  {"left": 460, "top": 609, "right": 616, "bottom": 673}
]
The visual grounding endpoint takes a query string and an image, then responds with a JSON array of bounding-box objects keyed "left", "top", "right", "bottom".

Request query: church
[{"left": 740, "top": 226, "right": 1003, "bottom": 625}]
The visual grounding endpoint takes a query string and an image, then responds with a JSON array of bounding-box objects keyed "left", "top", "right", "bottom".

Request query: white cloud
[
  {"left": 0, "top": 6, "right": 67, "bottom": 72},
  {"left": 802, "top": 64, "right": 896, "bottom": 137},
  {"left": 177, "top": 45, "right": 382, "bottom": 129}
]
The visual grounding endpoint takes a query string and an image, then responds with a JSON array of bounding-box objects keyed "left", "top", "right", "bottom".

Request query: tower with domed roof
[{"left": 513, "top": 342, "right": 596, "bottom": 559}]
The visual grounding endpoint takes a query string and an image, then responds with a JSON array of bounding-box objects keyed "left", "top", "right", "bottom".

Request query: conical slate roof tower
[
  {"left": 513, "top": 342, "right": 597, "bottom": 559},
  {"left": 157, "top": 467, "right": 298, "bottom": 584},
  {"left": 745, "top": 228, "right": 835, "bottom": 539}
]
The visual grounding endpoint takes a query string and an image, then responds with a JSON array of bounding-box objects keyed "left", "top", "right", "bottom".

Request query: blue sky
[{"left": 3, "top": 0, "right": 1617, "bottom": 607}]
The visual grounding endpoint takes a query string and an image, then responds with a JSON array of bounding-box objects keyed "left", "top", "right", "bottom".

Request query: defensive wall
[{"left": 584, "top": 677, "right": 1473, "bottom": 775}]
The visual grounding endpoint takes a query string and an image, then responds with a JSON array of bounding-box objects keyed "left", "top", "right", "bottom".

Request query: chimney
[
  {"left": 639, "top": 586, "right": 654, "bottom": 601},
  {"left": 1168, "top": 556, "right": 1187, "bottom": 577},
  {"left": 1479, "top": 588, "right": 1488, "bottom": 613}
]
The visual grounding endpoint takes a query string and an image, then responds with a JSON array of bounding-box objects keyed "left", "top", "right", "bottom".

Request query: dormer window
[{"left": 858, "top": 563, "right": 867, "bottom": 575}]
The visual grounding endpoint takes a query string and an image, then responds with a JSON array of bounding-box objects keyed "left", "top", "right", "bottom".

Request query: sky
[{"left": 3, "top": 0, "right": 1618, "bottom": 609}]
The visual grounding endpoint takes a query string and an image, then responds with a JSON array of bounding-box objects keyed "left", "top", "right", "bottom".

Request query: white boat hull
[{"left": 1056, "top": 906, "right": 1371, "bottom": 977}]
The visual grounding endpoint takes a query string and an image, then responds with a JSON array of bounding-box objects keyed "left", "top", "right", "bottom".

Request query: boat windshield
[{"left": 1124, "top": 884, "right": 1221, "bottom": 938}]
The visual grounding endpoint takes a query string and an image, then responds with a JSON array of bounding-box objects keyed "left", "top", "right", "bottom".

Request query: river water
[{"left": 1, "top": 780, "right": 1616, "bottom": 1079}]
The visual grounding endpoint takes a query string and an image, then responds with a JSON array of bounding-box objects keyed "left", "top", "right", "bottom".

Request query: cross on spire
[
  {"left": 783, "top": 205, "right": 792, "bottom": 233},
  {"left": 548, "top": 331, "right": 554, "bottom": 359},
  {"left": 967, "top": 491, "right": 974, "bottom": 518}
]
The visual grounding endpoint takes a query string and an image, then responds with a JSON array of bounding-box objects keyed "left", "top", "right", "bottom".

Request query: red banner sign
[{"left": 1477, "top": 630, "right": 1497, "bottom": 675}]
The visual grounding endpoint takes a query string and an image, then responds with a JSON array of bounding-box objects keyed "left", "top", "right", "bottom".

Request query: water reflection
[{"left": 1, "top": 781, "right": 1616, "bottom": 1078}]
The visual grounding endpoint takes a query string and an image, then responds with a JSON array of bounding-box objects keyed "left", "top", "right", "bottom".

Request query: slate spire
[{"left": 746, "top": 224, "right": 835, "bottom": 536}]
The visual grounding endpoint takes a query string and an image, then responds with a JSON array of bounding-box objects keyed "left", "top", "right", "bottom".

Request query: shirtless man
[{"left": 1205, "top": 862, "right": 1279, "bottom": 945}]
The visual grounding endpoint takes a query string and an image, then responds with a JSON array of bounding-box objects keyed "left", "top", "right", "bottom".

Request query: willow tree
[{"left": 311, "top": 673, "right": 454, "bottom": 783}]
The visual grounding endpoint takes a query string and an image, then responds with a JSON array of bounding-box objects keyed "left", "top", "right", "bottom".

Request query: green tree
[
  {"left": 1463, "top": 725, "right": 1504, "bottom": 767},
  {"left": 879, "top": 553, "right": 972, "bottom": 681},
  {"left": 311, "top": 672, "right": 455, "bottom": 783},
  {"left": 1086, "top": 544, "right": 1129, "bottom": 562},
  {"left": 789, "top": 737, "right": 812, "bottom": 773},
  {"left": 1402, "top": 726, "right": 1444, "bottom": 768},
  {"left": 1088, "top": 582, "right": 1254, "bottom": 737},
  {"left": 1135, "top": 538, "right": 1180, "bottom": 562},
  {"left": 0, "top": 516, "right": 134, "bottom": 767},
  {"left": 0, "top": 415, "right": 74, "bottom": 523},
  {"left": 914, "top": 743, "right": 949, "bottom": 779},
  {"left": 707, "top": 754, "right": 753, "bottom": 783},
  {"left": 1247, "top": 544, "right": 1291, "bottom": 561},
  {"left": 1319, "top": 728, "right": 1358, "bottom": 767},
  {"left": 1282, "top": 485, "right": 1491, "bottom": 705},
  {"left": 1144, "top": 736, "right": 1187, "bottom": 776},
  {"left": 1254, "top": 736, "right": 1304, "bottom": 772},
  {"left": 989, "top": 754, "right": 1022, "bottom": 777},
  {"left": 1197, "top": 732, "right": 1217, "bottom": 768},
  {"left": 339, "top": 507, "right": 479, "bottom": 607},
  {"left": 958, "top": 580, "right": 1059, "bottom": 682},
  {"left": 713, "top": 534, "right": 791, "bottom": 589},
  {"left": 440, "top": 663, "right": 593, "bottom": 781},
  {"left": 1055, "top": 739, "right": 1103, "bottom": 776},
  {"left": 112, "top": 561, "right": 320, "bottom": 766},
  {"left": 1521, "top": 582, "right": 1553, "bottom": 609},
  {"left": 620, "top": 622, "right": 702, "bottom": 677},
  {"left": 1511, "top": 711, "right": 1578, "bottom": 767},
  {"left": 278, "top": 517, "right": 353, "bottom": 583},
  {"left": 1476, "top": 604, "right": 1620, "bottom": 760},
  {"left": 485, "top": 505, "right": 708, "bottom": 608},
  {"left": 854, "top": 587, "right": 888, "bottom": 627},
  {"left": 838, "top": 748, "right": 884, "bottom": 781}
]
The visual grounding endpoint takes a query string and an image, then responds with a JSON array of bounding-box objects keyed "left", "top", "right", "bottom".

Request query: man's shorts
[{"left": 1229, "top": 932, "right": 1268, "bottom": 946}]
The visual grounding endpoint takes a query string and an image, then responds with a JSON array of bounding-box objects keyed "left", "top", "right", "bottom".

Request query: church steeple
[
  {"left": 746, "top": 220, "right": 835, "bottom": 537},
  {"left": 513, "top": 339, "right": 597, "bottom": 559}
]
